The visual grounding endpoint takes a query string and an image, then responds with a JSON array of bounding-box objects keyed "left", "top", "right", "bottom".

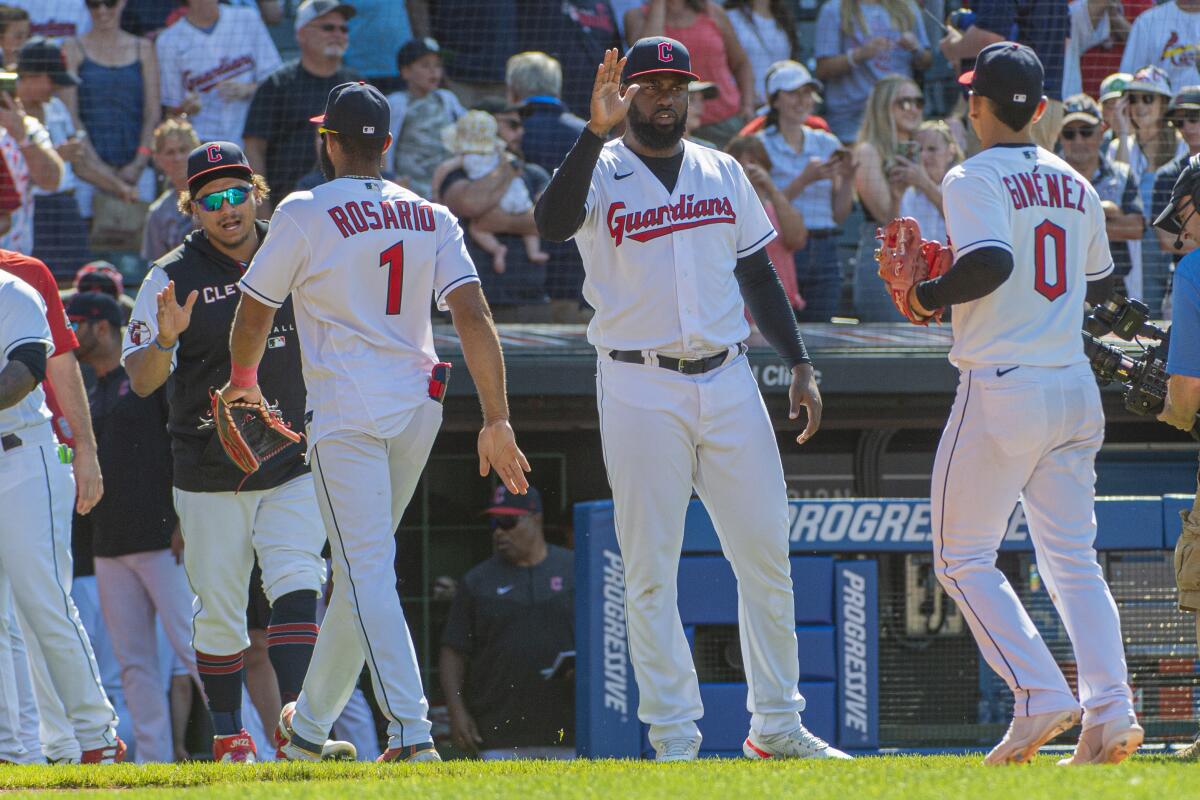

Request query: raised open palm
[
  {"left": 588, "top": 48, "right": 640, "bottom": 136},
  {"left": 156, "top": 280, "right": 198, "bottom": 343}
]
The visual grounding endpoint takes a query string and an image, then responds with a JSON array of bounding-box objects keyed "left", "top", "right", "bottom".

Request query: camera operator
[{"left": 1151, "top": 154, "right": 1200, "bottom": 760}]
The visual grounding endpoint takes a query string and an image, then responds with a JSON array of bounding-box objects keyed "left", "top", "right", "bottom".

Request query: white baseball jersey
[
  {"left": 572, "top": 138, "right": 776, "bottom": 354},
  {"left": 941, "top": 145, "right": 1113, "bottom": 370},
  {"left": 0, "top": 271, "right": 54, "bottom": 434},
  {"left": 8, "top": 0, "right": 89, "bottom": 39},
  {"left": 239, "top": 177, "right": 479, "bottom": 447},
  {"left": 155, "top": 7, "right": 282, "bottom": 145}
]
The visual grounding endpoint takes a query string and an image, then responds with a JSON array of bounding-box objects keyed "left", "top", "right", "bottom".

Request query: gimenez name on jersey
[{"left": 606, "top": 193, "right": 735, "bottom": 246}]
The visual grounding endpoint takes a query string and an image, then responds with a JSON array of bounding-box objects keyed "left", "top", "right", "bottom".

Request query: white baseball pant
[
  {"left": 173, "top": 474, "right": 326, "bottom": 656},
  {"left": 596, "top": 351, "right": 804, "bottom": 746},
  {"left": 0, "top": 428, "right": 118, "bottom": 753},
  {"left": 932, "top": 363, "right": 1134, "bottom": 727},
  {"left": 290, "top": 401, "right": 442, "bottom": 751}
]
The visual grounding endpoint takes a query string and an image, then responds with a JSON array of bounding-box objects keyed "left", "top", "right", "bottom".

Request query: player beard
[{"left": 627, "top": 103, "right": 687, "bottom": 151}]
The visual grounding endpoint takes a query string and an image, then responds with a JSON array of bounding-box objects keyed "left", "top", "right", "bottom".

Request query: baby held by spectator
[{"left": 443, "top": 111, "right": 547, "bottom": 274}]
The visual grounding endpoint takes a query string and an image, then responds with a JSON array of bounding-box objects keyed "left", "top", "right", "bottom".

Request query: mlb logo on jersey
[{"left": 267, "top": 335, "right": 286, "bottom": 349}]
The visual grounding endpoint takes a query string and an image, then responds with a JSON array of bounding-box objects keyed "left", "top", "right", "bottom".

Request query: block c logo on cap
[
  {"left": 206, "top": 143, "right": 222, "bottom": 162},
  {"left": 658, "top": 41, "right": 673, "bottom": 62}
]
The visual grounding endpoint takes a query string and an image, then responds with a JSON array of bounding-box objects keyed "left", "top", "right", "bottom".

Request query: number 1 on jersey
[{"left": 380, "top": 241, "right": 404, "bottom": 315}]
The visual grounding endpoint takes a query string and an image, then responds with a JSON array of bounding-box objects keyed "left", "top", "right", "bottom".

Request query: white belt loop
[{"left": 644, "top": 349, "right": 657, "bottom": 367}]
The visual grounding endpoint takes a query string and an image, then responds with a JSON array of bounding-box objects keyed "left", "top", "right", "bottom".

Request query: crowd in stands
[{"left": 5, "top": 0, "right": 1200, "bottom": 321}]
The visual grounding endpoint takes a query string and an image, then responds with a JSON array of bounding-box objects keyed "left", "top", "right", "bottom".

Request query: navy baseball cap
[
  {"left": 17, "top": 37, "right": 79, "bottom": 86},
  {"left": 310, "top": 81, "right": 390, "bottom": 139},
  {"left": 958, "top": 42, "right": 1044, "bottom": 111},
  {"left": 397, "top": 37, "right": 440, "bottom": 69},
  {"left": 622, "top": 36, "right": 699, "bottom": 84},
  {"left": 187, "top": 141, "right": 253, "bottom": 196},
  {"left": 66, "top": 291, "right": 123, "bottom": 328},
  {"left": 484, "top": 484, "right": 542, "bottom": 516}
]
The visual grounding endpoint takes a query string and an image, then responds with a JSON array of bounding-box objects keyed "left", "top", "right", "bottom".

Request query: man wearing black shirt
[
  {"left": 122, "top": 143, "right": 335, "bottom": 764},
  {"left": 243, "top": 0, "right": 359, "bottom": 207},
  {"left": 440, "top": 486, "right": 575, "bottom": 759},
  {"left": 68, "top": 292, "right": 198, "bottom": 765}
]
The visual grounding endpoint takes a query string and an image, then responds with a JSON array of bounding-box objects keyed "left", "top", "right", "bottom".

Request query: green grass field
[{"left": 0, "top": 755, "right": 1189, "bottom": 799}]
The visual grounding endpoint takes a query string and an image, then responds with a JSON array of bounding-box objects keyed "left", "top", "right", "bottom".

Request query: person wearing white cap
[
  {"left": 756, "top": 60, "right": 853, "bottom": 321},
  {"left": 1098, "top": 72, "right": 1132, "bottom": 149}
]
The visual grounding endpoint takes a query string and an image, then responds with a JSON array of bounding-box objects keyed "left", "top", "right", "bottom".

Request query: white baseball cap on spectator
[
  {"left": 1098, "top": 72, "right": 1132, "bottom": 103},
  {"left": 765, "top": 61, "right": 823, "bottom": 99},
  {"left": 294, "top": 0, "right": 356, "bottom": 33},
  {"left": 1124, "top": 66, "right": 1173, "bottom": 99}
]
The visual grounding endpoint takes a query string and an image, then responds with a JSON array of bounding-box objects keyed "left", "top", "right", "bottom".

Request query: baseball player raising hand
[
  {"left": 902, "top": 43, "right": 1141, "bottom": 765},
  {"left": 536, "top": 41, "right": 840, "bottom": 761},
  {"left": 223, "top": 81, "right": 529, "bottom": 763}
]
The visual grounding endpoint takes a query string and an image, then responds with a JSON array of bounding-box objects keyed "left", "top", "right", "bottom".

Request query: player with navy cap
[
  {"left": 535, "top": 40, "right": 836, "bottom": 761},
  {"left": 222, "top": 80, "right": 528, "bottom": 763},
  {"left": 123, "top": 141, "right": 335, "bottom": 763},
  {"left": 901, "top": 42, "right": 1142, "bottom": 765}
]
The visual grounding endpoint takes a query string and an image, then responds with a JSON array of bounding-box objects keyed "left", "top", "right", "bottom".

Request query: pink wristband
[{"left": 229, "top": 361, "right": 258, "bottom": 388}]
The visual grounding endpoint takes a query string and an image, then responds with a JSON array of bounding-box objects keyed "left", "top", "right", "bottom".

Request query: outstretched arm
[{"left": 219, "top": 295, "right": 278, "bottom": 404}]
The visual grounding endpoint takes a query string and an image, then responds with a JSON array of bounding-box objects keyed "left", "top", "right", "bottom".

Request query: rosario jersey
[
  {"left": 239, "top": 177, "right": 479, "bottom": 447},
  {"left": 572, "top": 138, "right": 776, "bottom": 355},
  {"left": 0, "top": 271, "right": 54, "bottom": 434},
  {"left": 941, "top": 144, "right": 1113, "bottom": 370}
]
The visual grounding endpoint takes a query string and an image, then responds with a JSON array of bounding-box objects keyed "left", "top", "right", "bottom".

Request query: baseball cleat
[
  {"left": 81, "top": 737, "right": 127, "bottom": 764},
  {"left": 1175, "top": 736, "right": 1200, "bottom": 761},
  {"left": 377, "top": 742, "right": 441, "bottom": 763},
  {"left": 1056, "top": 715, "right": 1143, "bottom": 766},
  {"left": 984, "top": 708, "right": 1080, "bottom": 766},
  {"left": 212, "top": 730, "right": 258, "bottom": 763},
  {"left": 275, "top": 701, "right": 357, "bottom": 761},
  {"left": 653, "top": 737, "right": 702, "bottom": 762},
  {"left": 744, "top": 726, "right": 852, "bottom": 760}
]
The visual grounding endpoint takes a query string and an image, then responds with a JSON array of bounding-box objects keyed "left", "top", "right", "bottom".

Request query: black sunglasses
[
  {"left": 86, "top": 0, "right": 119, "bottom": 8},
  {"left": 1174, "top": 110, "right": 1200, "bottom": 124},
  {"left": 1127, "top": 92, "right": 1161, "bottom": 105},
  {"left": 317, "top": 23, "right": 350, "bottom": 33},
  {"left": 490, "top": 516, "right": 521, "bottom": 530},
  {"left": 895, "top": 97, "right": 924, "bottom": 111},
  {"left": 1060, "top": 126, "right": 1097, "bottom": 141}
]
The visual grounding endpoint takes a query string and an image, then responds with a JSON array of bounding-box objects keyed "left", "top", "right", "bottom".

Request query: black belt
[
  {"left": 1, "top": 434, "right": 22, "bottom": 452},
  {"left": 608, "top": 344, "right": 742, "bottom": 375},
  {"left": 808, "top": 228, "right": 840, "bottom": 239}
]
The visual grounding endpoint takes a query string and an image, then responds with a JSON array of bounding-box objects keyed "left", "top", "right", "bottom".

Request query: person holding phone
[
  {"left": 756, "top": 60, "right": 854, "bottom": 321},
  {"left": 851, "top": 75, "right": 926, "bottom": 321}
]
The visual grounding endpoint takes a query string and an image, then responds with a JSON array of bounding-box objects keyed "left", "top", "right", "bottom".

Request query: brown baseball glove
[
  {"left": 209, "top": 389, "right": 302, "bottom": 477},
  {"left": 875, "top": 217, "right": 953, "bottom": 325}
]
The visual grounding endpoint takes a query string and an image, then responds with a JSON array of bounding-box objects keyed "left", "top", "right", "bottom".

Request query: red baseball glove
[
  {"left": 209, "top": 389, "right": 302, "bottom": 477},
  {"left": 874, "top": 217, "right": 952, "bottom": 325}
]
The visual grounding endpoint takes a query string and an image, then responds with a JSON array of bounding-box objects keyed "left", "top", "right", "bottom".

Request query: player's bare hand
[
  {"left": 789, "top": 363, "right": 822, "bottom": 445},
  {"left": 0, "top": 92, "right": 26, "bottom": 139},
  {"left": 477, "top": 419, "right": 531, "bottom": 494},
  {"left": 448, "top": 704, "right": 482, "bottom": 755},
  {"left": 218, "top": 382, "right": 264, "bottom": 406},
  {"left": 156, "top": 280, "right": 198, "bottom": 345},
  {"left": 170, "top": 523, "right": 184, "bottom": 564},
  {"left": 588, "top": 48, "right": 639, "bottom": 137},
  {"left": 73, "top": 447, "right": 104, "bottom": 514}
]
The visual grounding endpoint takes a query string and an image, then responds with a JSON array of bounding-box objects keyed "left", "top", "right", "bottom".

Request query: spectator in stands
[
  {"left": 154, "top": 0, "right": 281, "bottom": 146},
  {"left": 898, "top": 119, "right": 961, "bottom": 246},
  {"left": 344, "top": 0, "right": 428, "bottom": 90},
  {"left": 506, "top": 52, "right": 584, "bottom": 173},
  {"left": 685, "top": 80, "right": 720, "bottom": 148},
  {"left": 68, "top": 290, "right": 200, "bottom": 764},
  {"left": 433, "top": 0, "right": 516, "bottom": 107},
  {"left": 1079, "top": 0, "right": 1143, "bottom": 97},
  {"left": 813, "top": 0, "right": 931, "bottom": 144},
  {"left": 625, "top": 0, "right": 756, "bottom": 146},
  {"left": 1059, "top": 94, "right": 1146, "bottom": 298},
  {"left": 1120, "top": 0, "right": 1200, "bottom": 102},
  {"left": 1063, "top": 0, "right": 1119, "bottom": 99},
  {"left": 851, "top": 75, "right": 925, "bottom": 322},
  {"left": 515, "top": 1, "right": 621, "bottom": 119},
  {"left": 61, "top": 259, "right": 136, "bottom": 320},
  {"left": 7, "top": 0, "right": 88, "bottom": 41},
  {"left": 118, "top": 0, "right": 185, "bottom": 39},
  {"left": 143, "top": 119, "right": 200, "bottom": 262},
  {"left": 63, "top": 0, "right": 160, "bottom": 244},
  {"left": 1098, "top": 72, "right": 1131, "bottom": 147},
  {"left": 437, "top": 104, "right": 551, "bottom": 321},
  {"left": 724, "top": 0, "right": 797, "bottom": 109},
  {"left": 243, "top": 0, "right": 359, "bottom": 206},
  {"left": 757, "top": 60, "right": 853, "bottom": 322},
  {"left": 0, "top": 4, "right": 29, "bottom": 69},
  {"left": 939, "top": 0, "right": 1068, "bottom": 151},
  {"left": 16, "top": 38, "right": 97, "bottom": 277},
  {"left": 726, "top": 135, "right": 806, "bottom": 313},
  {"left": 0, "top": 91, "right": 64, "bottom": 256},
  {"left": 387, "top": 37, "right": 464, "bottom": 199},
  {"left": 1153, "top": 87, "right": 1200, "bottom": 262},
  {"left": 439, "top": 486, "right": 575, "bottom": 760}
]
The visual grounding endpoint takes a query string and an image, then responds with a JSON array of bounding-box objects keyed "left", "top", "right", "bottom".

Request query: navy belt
[
  {"left": 1, "top": 433, "right": 22, "bottom": 452},
  {"left": 608, "top": 344, "right": 744, "bottom": 375}
]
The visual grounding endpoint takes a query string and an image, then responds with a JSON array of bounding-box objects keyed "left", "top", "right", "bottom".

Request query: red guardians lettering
[
  {"left": 1002, "top": 172, "right": 1087, "bottom": 214},
  {"left": 606, "top": 194, "right": 736, "bottom": 246},
  {"left": 327, "top": 200, "right": 437, "bottom": 239}
]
